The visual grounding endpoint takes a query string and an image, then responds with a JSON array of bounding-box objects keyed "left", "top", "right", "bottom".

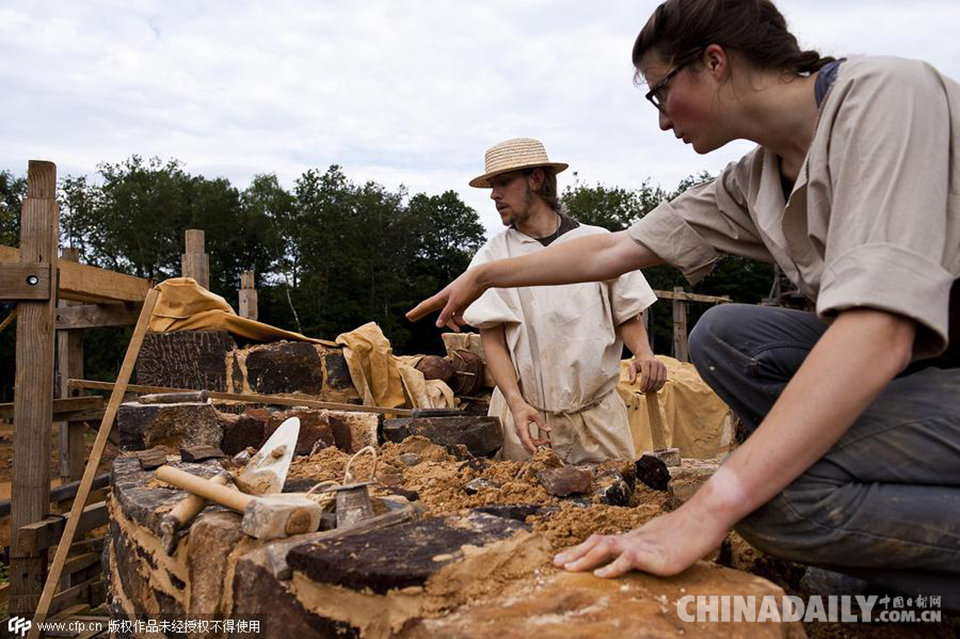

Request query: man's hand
[
  {"left": 406, "top": 267, "right": 486, "bottom": 331},
  {"left": 552, "top": 495, "right": 730, "bottom": 578},
  {"left": 628, "top": 354, "right": 667, "bottom": 393},
  {"left": 508, "top": 398, "right": 552, "bottom": 455}
]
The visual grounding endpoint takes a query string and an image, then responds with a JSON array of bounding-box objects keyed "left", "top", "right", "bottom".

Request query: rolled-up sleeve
[
  {"left": 462, "top": 245, "right": 523, "bottom": 330},
  {"left": 610, "top": 269, "right": 658, "bottom": 325},
  {"left": 816, "top": 60, "right": 954, "bottom": 358},
  {"left": 627, "top": 153, "right": 772, "bottom": 284}
]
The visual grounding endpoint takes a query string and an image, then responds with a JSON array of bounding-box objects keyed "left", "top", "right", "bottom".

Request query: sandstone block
[
  {"left": 668, "top": 458, "right": 722, "bottom": 508},
  {"left": 226, "top": 340, "right": 360, "bottom": 404},
  {"left": 136, "top": 330, "right": 237, "bottom": 392},
  {"left": 537, "top": 466, "right": 593, "bottom": 497},
  {"left": 645, "top": 447, "right": 681, "bottom": 467},
  {"left": 118, "top": 401, "right": 222, "bottom": 451},
  {"left": 382, "top": 416, "right": 502, "bottom": 457}
]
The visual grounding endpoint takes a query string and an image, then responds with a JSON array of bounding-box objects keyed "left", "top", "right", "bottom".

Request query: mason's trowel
[{"left": 159, "top": 416, "right": 301, "bottom": 552}]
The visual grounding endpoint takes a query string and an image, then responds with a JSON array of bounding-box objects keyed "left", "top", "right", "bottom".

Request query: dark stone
[
  {"left": 398, "top": 453, "right": 421, "bottom": 467},
  {"left": 635, "top": 454, "right": 671, "bottom": 491},
  {"left": 283, "top": 478, "right": 323, "bottom": 493},
  {"left": 118, "top": 401, "right": 222, "bottom": 452},
  {"left": 286, "top": 512, "right": 527, "bottom": 595},
  {"left": 382, "top": 416, "right": 502, "bottom": 458},
  {"left": 414, "top": 355, "right": 454, "bottom": 382},
  {"left": 231, "top": 547, "right": 353, "bottom": 639},
  {"left": 322, "top": 350, "right": 354, "bottom": 390},
  {"left": 263, "top": 409, "right": 336, "bottom": 456},
  {"left": 136, "top": 447, "right": 169, "bottom": 470},
  {"left": 243, "top": 341, "right": 325, "bottom": 395},
  {"left": 463, "top": 478, "right": 499, "bottom": 495},
  {"left": 218, "top": 409, "right": 267, "bottom": 456},
  {"left": 593, "top": 470, "right": 632, "bottom": 506},
  {"left": 179, "top": 444, "right": 224, "bottom": 462},
  {"left": 327, "top": 411, "right": 380, "bottom": 453},
  {"left": 473, "top": 504, "right": 560, "bottom": 522},
  {"left": 537, "top": 466, "right": 593, "bottom": 497},
  {"left": 136, "top": 330, "right": 237, "bottom": 392}
]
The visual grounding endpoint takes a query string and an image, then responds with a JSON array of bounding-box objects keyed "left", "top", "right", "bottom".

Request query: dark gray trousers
[{"left": 688, "top": 304, "right": 960, "bottom": 607}]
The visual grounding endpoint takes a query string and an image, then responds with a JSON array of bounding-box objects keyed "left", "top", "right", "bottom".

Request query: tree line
[{"left": 0, "top": 158, "right": 773, "bottom": 400}]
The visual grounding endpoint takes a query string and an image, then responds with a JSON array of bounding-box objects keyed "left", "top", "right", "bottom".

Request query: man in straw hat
[{"left": 463, "top": 137, "right": 666, "bottom": 462}]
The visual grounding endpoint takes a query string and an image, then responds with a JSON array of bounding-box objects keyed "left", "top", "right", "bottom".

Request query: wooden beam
[
  {"left": 239, "top": 269, "right": 258, "bottom": 320},
  {"left": 672, "top": 286, "right": 689, "bottom": 363},
  {"left": 181, "top": 229, "right": 209, "bottom": 289},
  {"left": 0, "top": 474, "right": 110, "bottom": 519},
  {"left": 653, "top": 289, "right": 732, "bottom": 304},
  {"left": 0, "top": 396, "right": 105, "bottom": 421},
  {"left": 59, "top": 246, "right": 87, "bottom": 483},
  {"left": 1, "top": 244, "right": 151, "bottom": 304},
  {"left": 0, "top": 308, "right": 17, "bottom": 333},
  {"left": 56, "top": 303, "right": 141, "bottom": 330},
  {"left": 10, "top": 160, "right": 59, "bottom": 615},
  {"left": 48, "top": 576, "right": 104, "bottom": 618},
  {"left": 17, "top": 501, "right": 109, "bottom": 554},
  {"left": 0, "top": 262, "right": 51, "bottom": 300},
  {"left": 69, "top": 378, "right": 414, "bottom": 416}
]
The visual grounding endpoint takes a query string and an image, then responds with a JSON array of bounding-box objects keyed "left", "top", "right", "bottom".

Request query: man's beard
[{"left": 503, "top": 187, "right": 537, "bottom": 227}]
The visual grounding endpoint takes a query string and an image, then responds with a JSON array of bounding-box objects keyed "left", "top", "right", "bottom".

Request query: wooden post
[
  {"left": 10, "top": 160, "right": 59, "bottom": 615},
  {"left": 672, "top": 286, "right": 689, "bottom": 363},
  {"left": 239, "top": 269, "right": 258, "bottom": 321},
  {"left": 57, "top": 247, "right": 85, "bottom": 484},
  {"left": 181, "top": 229, "right": 209, "bottom": 289}
]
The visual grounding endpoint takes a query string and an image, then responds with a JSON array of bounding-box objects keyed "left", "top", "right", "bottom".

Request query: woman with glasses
[{"left": 408, "top": 0, "right": 960, "bottom": 605}]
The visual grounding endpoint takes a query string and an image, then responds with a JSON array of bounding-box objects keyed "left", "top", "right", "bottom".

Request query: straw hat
[{"left": 469, "top": 137, "right": 568, "bottom": 188}]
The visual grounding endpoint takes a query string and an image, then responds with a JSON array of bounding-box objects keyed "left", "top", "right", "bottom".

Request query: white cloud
[{"left": 2, "top": 1, "right": 958, "bottom": 235}]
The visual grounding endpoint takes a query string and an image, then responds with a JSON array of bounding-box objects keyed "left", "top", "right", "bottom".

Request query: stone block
[
  {"left": 667, "top": 458, "right": 722, "bottom": 509},
  {"left": 226, "top": 340, "right": 360, "bottom": 404},
  {"left": 635, "top": 454, "right": 671, "bottom": 491},
  {"left": 327, "top": 410, "right": 380, "bottom": 453},
  {"left": 136, "top": 330, "right": 237, "bottom": 392},
  {"left": 644, "top": 447, "right": 681, "bottom": 468},
  {"left": 382, "top": 416, "right": 502, "bottom": 457},
  {"left": 118, "top": 401, "right": 222, "bottom": 451},
  {"left": 179, "top": 444, "right": 224, "bottom": 462},
  {"left": 537, "top": 466, "right": 593, "bottom": 497},
  {"left": 262, "top": 409, "right": 337, "bottom": 456},
  {"left": 217, "top": 410, "right": 267, "bottom": 456}
]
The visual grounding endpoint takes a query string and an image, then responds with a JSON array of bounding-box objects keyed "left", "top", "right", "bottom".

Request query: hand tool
[{"left": 155, "top": 465, "right": 321, "bottom": 540}]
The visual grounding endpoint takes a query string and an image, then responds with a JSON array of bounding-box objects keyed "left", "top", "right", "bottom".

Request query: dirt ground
[{"left": 0, "top": 422, "right": 118, "bottom": 550}]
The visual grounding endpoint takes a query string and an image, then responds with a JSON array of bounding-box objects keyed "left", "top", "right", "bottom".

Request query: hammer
[{"left": 155, "top": 466, "right": 321, "bottom": 540}]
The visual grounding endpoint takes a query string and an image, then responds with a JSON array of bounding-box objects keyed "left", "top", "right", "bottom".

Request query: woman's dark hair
[{"left": 632, "top": 0, "right": 835, "bottom": 82}]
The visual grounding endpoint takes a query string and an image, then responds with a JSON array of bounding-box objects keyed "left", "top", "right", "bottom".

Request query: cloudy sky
[{"left": 3, "top": 0, "right": 959, "bottom": 235}]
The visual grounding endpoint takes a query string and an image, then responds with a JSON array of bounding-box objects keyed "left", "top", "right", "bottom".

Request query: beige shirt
[
  {"left": 629, "top": 56, "right": 960, "bottom": 361},
  {"left": 464, "top": 222, "right": 657, "bottom": 413}
]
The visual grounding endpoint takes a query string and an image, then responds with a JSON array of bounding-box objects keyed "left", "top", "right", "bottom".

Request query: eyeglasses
[{"left": 645, "top": 64, "right": 685, "bottom": 113}]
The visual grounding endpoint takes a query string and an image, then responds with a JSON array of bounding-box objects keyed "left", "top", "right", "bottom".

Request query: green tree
[{"left": 0, "top": 170, "right": 26, "bottom": 247}]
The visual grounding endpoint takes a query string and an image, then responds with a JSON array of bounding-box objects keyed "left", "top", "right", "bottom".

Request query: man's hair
[{"left": 523, "top": 166, "right": 560, "bottom": 212}]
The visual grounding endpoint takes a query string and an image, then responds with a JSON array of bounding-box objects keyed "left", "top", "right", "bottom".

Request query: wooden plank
[
  {"left": 59, "top": 247, "right": 87, "bottom": 483},
  {"left": 0, "top": 474, "right": 110, "bottom": 519},
  {"left": 56, "top": 303, "right": 141, "bottom": 330},
  {"left": 0, "top": 261, "right": 51, "bottom": 300},
  {"left": 1, "top": 244, "right": 151, "bottom": 304},
  {"left": 239, "top": 270, "right": 258, "bottom": 320},
  {"left": 0, "top": 396, "right": 105, "bottom": 421},
  {"left": 653, "top": 288, "right": 732, "bottom": 304},
  {"left": 181, "top": 229, "right": 209, "bottom": 288},
  {"left": 672, "top": 286, "right": 689, "bottom": 363},
  {"left": 29, "top": 287, "right": 158, "bottom": 636},
  {"left": 18, "top": 501, "right": 109, "bottom": 554},
  {"left": 48, "top": 577, "right": 103, "bottom": 617},
  {"left": 69, "top": 378, "right": 414, "bottom": 416},
  {"left": 0, "top": 307, "right": 16, "bottom": 333},
  {"left": 10, "top": 160, "right": 59, "bottom": 616}
]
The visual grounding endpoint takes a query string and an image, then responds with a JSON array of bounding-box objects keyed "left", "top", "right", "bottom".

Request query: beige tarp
[
  {"left": 150, "top": 278, "right": 336, "bottom": 345},
  {"left": 150, "top": 278, "right": 454, "bottom": 409},
  {"left": 617, "top": 355, "right": 733, "bottom": 459}
]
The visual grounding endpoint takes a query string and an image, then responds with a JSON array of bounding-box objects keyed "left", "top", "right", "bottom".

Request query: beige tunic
[
  {"left": 464, "top": 222, "right": 657, "bottom": 462},
  {"left": 629, "top": 56, "right": 960, "bottom": 361}
]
